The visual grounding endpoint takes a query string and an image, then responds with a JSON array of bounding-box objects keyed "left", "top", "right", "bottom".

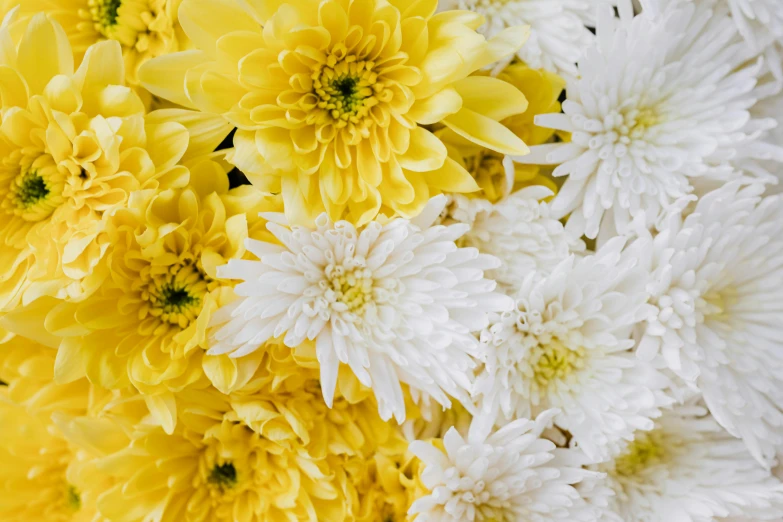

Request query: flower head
[
  {"left": 0, "top": 12, "right": 190, "bottom": 310},
  {"left": 595, "top": 402, "right": 783, "bottom": 522},
  {"left": 6, "top": 0, "right": 185, "bottom": 83},
  {"left": 637, "top": 180, "right": 783, "bottom": 466},
  {"left": 476, "top": 237, "right": 673, "bottom": 461},
  {"left": 519, "top": 0, "right": 783, "bottom": 238},
  {"left": 210, "top": 195, "right": 513, "bottom": 423},
  {"left": 2, "top": 161, "right": 270, "bottom": 431},
  {"left": 408, "top": 409, "right": 603, "bottom": 522},
  {"left": 139, "top": 0, "right": 531, "bottom": 225}
]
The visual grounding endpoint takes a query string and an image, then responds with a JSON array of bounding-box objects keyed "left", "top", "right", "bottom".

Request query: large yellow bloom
[
  {"left": 57, "top": 366, "right": 408, "bottom": 522},
  {"left": 3, "top": 0, "right": 186, "bottom": 84},
  {"left": 0, "top": 13, "right": 190, "bottom": 311},
  {"left": 139, "top": 0, "right": 531, "bottom": 225},
  {"left": 2, "top": 162, "right": 271, "bottom": 431},
  {"left": 438, "top": 63, "right": 565, "bottom": 203},
  {"left": 0, "top": 336, "right": 112, "bottom": 522}
]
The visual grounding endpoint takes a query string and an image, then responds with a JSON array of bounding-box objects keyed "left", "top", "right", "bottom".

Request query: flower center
[
  {"left": 464, "top": 149, "right": 510, "bottom": 202},
  {"left": 209, "top": 462, "right": 238, "bottom": 490},
  {"left": 313, "top": 56, "right": 381, "bottom": 125},
  {"left": 144, "top": 263, "right": 211, "bottom": 329},
  {"left": 65, "top": 484, "right": 81, "bottom": 512},
  {"left": 614, "top": 431, "right": 668, "bottom": 477},
  {"left": 89, "top": 0, "right": 122, "bottom": 32},
  {"left": 3, "top": 165, "right": 63, "bottom": 222},
  {"left": 531, "top": 339, "right": 586, "bottom": 388},
  {"left": 325, "top": 263, "right": 375, "bottom": 314},
  {"left": 607, "top": 107, "right": 662, "bottom": 146},
  {"left": 701, "top": 284, "right": 738, "bottom": 322}
]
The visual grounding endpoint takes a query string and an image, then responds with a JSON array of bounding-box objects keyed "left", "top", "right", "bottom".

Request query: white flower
[
  {"left": 409, "top": 409, "right": 604, "bottom": 522},
  {"left": 457, "top": 185, "right": 586, "bottom": 288},
  {"left": 476, "top": 236, "right": 673, "bottom": 461},
  {"left": 637, "top": 180, "right": 783, "bottom": 466},
  {"left": 594, "top": 401, "right": 783, "bottom": 522},
  {"left": 208, "top": 196, "right": 513, "bottom": 423},
  {"left": 517, "top": 0, "right": 783, "bottom": 238},
  {"left": 437, "top": 0, "right": 613, "bottom": 78}
]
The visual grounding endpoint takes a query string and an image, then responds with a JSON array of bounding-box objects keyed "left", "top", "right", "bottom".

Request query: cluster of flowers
[{"left": 2, "top": 0, "right": 783, "bottom": 520}]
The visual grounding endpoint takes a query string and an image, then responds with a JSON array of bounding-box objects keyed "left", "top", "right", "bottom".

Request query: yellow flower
[
  {"left": 58, "top": 380, "right": 399, "bottom": 522},
  {"left": 3, "top": 0, "right": 186, "bottom": 84},
  {"left": 0, "top": 13, "right": 190, "bottom": 311},
  {"left": 439, "top": 63, "right": 566, "bottom": 203},
  {"left": 139, "top": 0, "right": 531, "bottom": 225},
  {"left": 0, "top": 335, "right": 112, "bottom": 522},
  {"left": 1, "top": 160, "right": 271, "bottom": 431}
]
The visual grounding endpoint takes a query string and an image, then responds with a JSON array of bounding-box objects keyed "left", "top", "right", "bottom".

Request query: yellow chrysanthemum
[
  {"left": 1, "top": 160, "right": 272, "bottom": 431},
  {"left": 439, "top": 63, "right": 565, "bottom": 203},
  {"left": 139, "top": 0, "right": 531, "bottom": 225},
  {"left": 0, "top": 13, "right": 191, "bottom": 311},
  {"left": 3, "top": 0, "right": 186, "bottom": 84},
  {"left": 57, "top": 367, "right": 408, "bottom": 522},
  {"left": 0, "top": 336, "right": 113, "bottom": 522}
]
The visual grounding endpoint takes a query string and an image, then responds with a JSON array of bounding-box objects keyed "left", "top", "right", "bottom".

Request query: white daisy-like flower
[
  {"left": 476, "top": 236, "right": 673, "bottom": 461},
  {"left": 517, "top": 0, "right": 783, "bottom": 238},
  {"left": 408, "top": 409, "right": 604, "bottom": 522},
  {"left": 208, "top": 196, "right": 513, "bottom": 423},
  {"left": 594, "top": 401, "right": 783, "bottom": 522},
  {"left": 637, "top": 180, "right": 783, "bottom": 466},
  {"left": 457, "top": 185, "right": 586, "bottom": 288},
  {"left": 436, "top": 0, "right": 613, "bottom": 77}
]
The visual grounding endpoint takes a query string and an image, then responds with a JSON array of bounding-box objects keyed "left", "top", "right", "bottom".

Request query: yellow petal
[
  {"left": 144, "top": 392, "right": 177, "bottom": 434},
  {"left": 139, "top": 50, "right": 208, "bottom": 110},
  {"left": 146, "top": 109, "right": 233, "bottom": 161},
  {"left": 452, "top": 76, "right": 528, "bottom": 122},
  {"left": 0, "top": 65, "right": 27, "bottom": 109},
  {"left": 407, "top": 86, "right": 462, "bottom": 125},
  {"left": 17, "top": 13, "right": 73, "bottom": 94},
  {"left": 397, "top": 126, "right": 446, "bottom": 172},
  {"left": 54, "top": 338, "right": 85, "bottom": 384},
  {"left": 444, "top": 107, "right": 529, "bottom": 155},
  {"left": 474, "top": 25, "right": 530, "bottom": 70},
  {"left": 179, "top": 0, "right": 261, "bottom": 56},
  {"left": 202, "top": 354, "right": 238, "bottom": 394},
  {"left": 73, "top": 39, "right": 124, "bottom": 93},
  {"left": 424, "top": 156, "right": 480, "bottom": 193}
]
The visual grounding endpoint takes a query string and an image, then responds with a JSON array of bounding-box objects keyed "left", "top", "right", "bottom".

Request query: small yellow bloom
[
  {"left": 3, "top": 0, "right": 186, "bottom": 84},
  {"left": 0, "top": 13, "right": 190, "bottom": 311},
  {"left": 1, "top": 160, "right": 271, "bottom": 430},
  {"left": 140, "top": 0, "right": 531, "bottom": 226}
]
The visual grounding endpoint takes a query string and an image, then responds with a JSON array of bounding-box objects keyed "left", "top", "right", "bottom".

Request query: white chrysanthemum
[
  {"left": 437, "top": 0, "right": 612, "bottom": 77},
  {"left": 518, "top": 0, "right": 783, "bottom": 238},
  {"left": 209, "top": 196, "right": 513, "bottom": 423},
  {"left": 476, "top": 236, "right": 673, "bottom": 461},
  {"left": 409, "top": 409, "right": 604, "bottom": 522},
  {"left": 643, "top": 0, "right": 783, "bottom": 78},
  {"left": 594, "top": 402, "right": 783, "bottom": 522},
  {"left": 457, "top": 185, "right": 585, "bottom": 288},
  {"left": 637, "top": 180, "right": 783, "bottom": 466}
]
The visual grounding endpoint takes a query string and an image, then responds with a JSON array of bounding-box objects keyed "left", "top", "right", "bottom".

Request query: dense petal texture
[
  {"left": 210, "top": 196, "right": 513, "bottom": 422},
  {"left": 139, "top": 0, "right": 530, "bottom": 225}
]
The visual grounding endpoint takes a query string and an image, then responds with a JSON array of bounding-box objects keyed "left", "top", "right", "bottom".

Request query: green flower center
[
  {"left": 314, "top": 55, "right": 380, "bottom": 122},
  {"left": 614, "top": 431, "right": 668, "bottom": 477},
  {"left": 209, "top": 462, "right": 237, "bottom": 490},
  {"left": 144, "top": 263, "right": 212, "bottom": 329},
  {"left": 89, "top": 0, "right": 122, "bottom": 29},
  {"left": 15, "top": 171, "right": 49, "bottom": 208},
  {"left": 66, "top": 485, "right": 81, "bottom": 512},
  {"left": 531, "top": 339, "right": 586, "bottom": 388}
]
